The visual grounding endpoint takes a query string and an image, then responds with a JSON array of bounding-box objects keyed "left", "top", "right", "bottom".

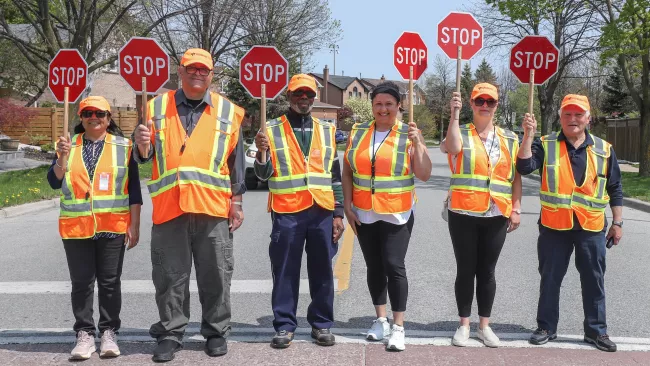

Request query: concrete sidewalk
[{"left": 0, "top": 341, "right": 648, "bottom": 365}]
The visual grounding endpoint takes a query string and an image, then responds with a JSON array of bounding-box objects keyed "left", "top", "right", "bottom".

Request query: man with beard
[{"left": 254, "top": 74, "right": 345, "bottom": 349}]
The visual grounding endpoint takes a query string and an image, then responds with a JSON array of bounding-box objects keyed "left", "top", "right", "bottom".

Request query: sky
[{"left": 308, "top": 0, "right": 508, "bottom": 82}]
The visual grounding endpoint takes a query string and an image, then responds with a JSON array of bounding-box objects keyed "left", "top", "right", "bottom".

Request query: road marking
[
  {"left": 0, "top": 280, "right": 338, "bottom": 294},
  {"left": 333, "top": 227, "right": 355, "bottom": 293},
  {"left": 2, "top": 327, "right": 650, "bottom": 351}
]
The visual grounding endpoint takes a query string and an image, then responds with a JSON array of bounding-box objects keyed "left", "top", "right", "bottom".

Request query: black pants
[
  {"left": 356, "top": 214, "right": 414, "bottom": 312},
  {"left": 448, "top": 211, "right": 508, "bottom": 318},
  {"left": 63, "top": 236, "right": 126, "bottom": 336}
]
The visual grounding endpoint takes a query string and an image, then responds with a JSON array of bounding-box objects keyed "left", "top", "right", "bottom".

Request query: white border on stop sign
[
  {"left": 394, "top": 31, "right": 428, "bottom": 81},
  {"left": 118, "top": 36, "right": 170, "bottom": 95},
  {"left": 238, "top": 45, "right": 289, "bottom": 100},
  {"left": 436, "top": 11, "right": 484, "bottom": 60},
  {"left": 509, "top": 35, "right": 560, "bottom": 85},
  {"left": 48, "top": 49, "right": 88, "bottom": 104}
]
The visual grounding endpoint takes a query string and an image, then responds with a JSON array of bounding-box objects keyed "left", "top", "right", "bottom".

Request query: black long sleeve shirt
[{"left": 516, "top": 131, "right": 623, "bottom": 231}]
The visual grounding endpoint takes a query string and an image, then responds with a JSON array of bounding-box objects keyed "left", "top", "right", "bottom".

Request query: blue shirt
[{"left": 516, "top": 131, "right": 623, "bottom": 231}]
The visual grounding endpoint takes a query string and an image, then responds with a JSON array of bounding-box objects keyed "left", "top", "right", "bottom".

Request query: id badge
[{"left": 99, "top": 172, "right": 110, "bottom": 191}]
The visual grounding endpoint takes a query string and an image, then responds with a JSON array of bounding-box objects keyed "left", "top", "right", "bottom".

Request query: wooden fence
[
  {"left": 607, "top": 118, "right": 640, "bottom": 162},
  {"left": 2, "top": 107, "right": 139, "bottom": 145}
]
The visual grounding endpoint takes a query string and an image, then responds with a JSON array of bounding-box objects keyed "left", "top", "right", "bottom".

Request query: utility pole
[{"left": 329, "top": 44, "right": 339, "bottom": 75}]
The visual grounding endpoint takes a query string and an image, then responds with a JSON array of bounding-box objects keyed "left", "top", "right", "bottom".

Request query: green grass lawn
[
  {"left": 0, "top": 165, "right": 59, "bottom": 208},
  {"left": 621, "top": 172, "right": 650, "bottom": 202}
]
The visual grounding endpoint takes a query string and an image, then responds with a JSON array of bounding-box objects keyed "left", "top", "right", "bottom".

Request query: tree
[
  {"left": 602, "top": 64, "right": 635, "bottom": 117},
  {"left": 480, "top": 0, "right": 602, "bottom": 135},
  {"left": 0, "top": 0, "right": 188, "bottom": 106},
  {"left": 412, "top": 105, "right": 437, "bottom": 138},
  {"left": 343, "top": 97, "right": 372, "bottom": 126},
  {"left": 593, "top": 0, "right": 650, "bottom": 176},
  {"left": 423, "top": 55, "right": 454, "bottom": 139},
  {"left": 474, "top": 58, "right": 497, "bottom": 84},
  {"left": 460, "top": 62, "right": 473, "bottom": 123},
  {"left": 496, "top": 65, "right": 520, "bottom": 129}
]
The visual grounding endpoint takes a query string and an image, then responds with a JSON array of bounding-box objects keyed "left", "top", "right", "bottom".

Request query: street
[{"left": 1, "top": 148, "right": 650, "bottom": 364}]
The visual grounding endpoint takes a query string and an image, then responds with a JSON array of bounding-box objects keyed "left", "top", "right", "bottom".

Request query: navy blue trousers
[
  {"left": 269, "top": 205, "right": 337, "bottom": 332},
  {"left": 536, "top": 226, "right": 608, "bottom": 337}
]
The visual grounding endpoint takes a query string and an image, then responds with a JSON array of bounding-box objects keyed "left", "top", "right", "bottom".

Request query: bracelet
[
  {"left": 232, "top": 201, "right": 243, "bottom": 206},
  {"left": 55, "top": 159, "right": 67, "bottom": 170}
]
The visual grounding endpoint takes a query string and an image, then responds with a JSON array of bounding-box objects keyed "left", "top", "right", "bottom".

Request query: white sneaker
[
  {"left": 452, "top": 325, "right": 470, "bottom": 347},
  {"left": 386, "top": 324, "right": 405, "bottom": 351},
  {"left": 70, "top": 330, "right": 96, "bottom": 360},
  {"left": 477, "top": 326, "right": 500, "bottom": 348},
  {"left": 100, "top": 329, "right": 121, "bottom": 357},
  {"left": 366, "top": 317, "right": 390, "bottom": 340}
]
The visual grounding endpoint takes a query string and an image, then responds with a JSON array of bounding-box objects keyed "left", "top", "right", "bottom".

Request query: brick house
[
  {"left": 361, "top": 75, "right": 427, "bottom": 106},
  {"left": 310, "top": 66, "right": 371, "bottom": 108}
]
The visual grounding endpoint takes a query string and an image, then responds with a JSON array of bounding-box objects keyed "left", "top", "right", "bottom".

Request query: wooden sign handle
[
  {"left": 63, "top": 87, "right": 69, "bottom": 141},
  {"left": 528, "top": 69, "right": 535, "bottom": 116},
  {"left": 409, "top": 66, "right": 414, "bottom": 124},
  {"left": 260, "top": 84, "right": 267, "bottom": 163},
  {"left": 454, "top": 46, "right": 462, "bottom": 121},
  {"left": 142, "top": 77, "right": 150, "bottom": 157}
]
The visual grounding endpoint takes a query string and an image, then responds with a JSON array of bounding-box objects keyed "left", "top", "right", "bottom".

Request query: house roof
[
  {"left": 361, "top": 78, "right": 425, "bottom": 95},
  {"left": 313, "top": 100, "right": 340, "bottom": 109},
  {"left": 310, "top": 73, "right": 368, "bottom": 91}
]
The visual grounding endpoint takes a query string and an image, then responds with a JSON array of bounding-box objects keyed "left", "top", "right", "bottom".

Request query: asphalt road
[{"left": 1, "top": 147, "right": 649, "bottom": 342}]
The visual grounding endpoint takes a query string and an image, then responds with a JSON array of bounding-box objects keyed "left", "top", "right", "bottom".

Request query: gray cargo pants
[{"left": 149, "top": 213, "right": 234, "bottom": 343}]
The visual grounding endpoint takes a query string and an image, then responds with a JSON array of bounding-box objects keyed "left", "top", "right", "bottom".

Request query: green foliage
[
  {"left": 474, "top": 59, "right": 498, "bottom": 85},
  {"left": 411, "top": 105, "right": 437, "bottom": 138},
  {"left": 460, "top": 63, "right": 473, "bottom": 123},
  {"left": 600, "top": 0, "right": 650, "bottom": 60},
  {"left": 602, "top": 65, "right": 635, "bottom": 117},
  {"left": 40, "top": 143, "right": 54, "bottom": 152},
  {"left": 0, "top": 166, "right": 58, "bottom": 208},
  {"left": 507, "top": 85, "right": 541, "bottom": 127},
  {"left": 344, "top": 98, "right": 373, "bottom": 125}
]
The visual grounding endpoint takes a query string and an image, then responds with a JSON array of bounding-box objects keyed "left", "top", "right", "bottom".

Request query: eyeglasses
[
  {"left": 473, "top": 98, "right": 497, "bottom": 108},
  {"left": 292, "top": 89, "right": 317, "bottom": 99},
  {"left": 81, "top": 110, "right": 108, "bottom": 118},
  {"left": 184, "top": 66, "right": 212, "bottom": 76}
]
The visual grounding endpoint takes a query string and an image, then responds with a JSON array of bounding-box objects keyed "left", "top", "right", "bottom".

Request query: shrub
[{"left": 0, "top": 98, "right": 37, "bottom": 135}]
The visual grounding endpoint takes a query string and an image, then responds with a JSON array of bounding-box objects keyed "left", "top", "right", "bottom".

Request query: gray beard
[{"left": 290, "top": 102, "right": 312, "bottom": 115}]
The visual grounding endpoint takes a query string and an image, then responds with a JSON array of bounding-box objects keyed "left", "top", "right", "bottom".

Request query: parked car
[
  {"left": 244, "top": 143, "right": 263, "bottom": 190},
  {"left": 335, "top": 130, "right": 348, "bottom": 144}
]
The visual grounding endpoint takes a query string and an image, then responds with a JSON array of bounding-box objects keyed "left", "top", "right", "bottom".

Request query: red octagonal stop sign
[
  {"left": 394, "top": 31, "right": 428, "bottom": 80},
  {"left": 48, "top": 49, "right": 88, "bottom": 103},
  {"left": 437, "top": 12, "right": 483, "bottom": 60},
  {"left": 119, "top": 37, "right": 170, "bottom": 94},
  {"left": 510, "top": 36, "right": 559, "bottom": 85},
  {"left": 239, "top": 46, "right": 289, "bottom": 100}
]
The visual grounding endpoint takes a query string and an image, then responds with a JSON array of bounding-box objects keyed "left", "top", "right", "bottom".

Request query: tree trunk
[
  {"left": 24, "top": 85, "right": 46, "bottom": 107},
  {"left": 639, "top": 53, "right": 650, "bottom": 176},
  {"left": 538, "top": 85, "right": 553, "bottom": 135}
]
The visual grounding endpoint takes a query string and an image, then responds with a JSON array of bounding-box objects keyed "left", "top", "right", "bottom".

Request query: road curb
[
  {"left": 522, "top": 174, "right": 650, "bottom": 213},
  {"left": 0, "top": 198, "right": 59, "bottom": 219}
]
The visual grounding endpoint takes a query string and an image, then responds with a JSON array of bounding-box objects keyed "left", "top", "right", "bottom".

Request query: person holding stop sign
[{"left": 133, "top": 48, "right": 247, "bottom": 362}]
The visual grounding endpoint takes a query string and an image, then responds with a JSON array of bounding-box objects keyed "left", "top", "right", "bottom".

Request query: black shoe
[
  {"left": 205, "top": 335, "right": 228, "bottom": 356},
  {"left": 529, "top": 328, "right": 557, "bottom": 345},
  {"left": 585, "top": 334, "right": 617, "bottom": 352},
  {"left": 270, "top": 330, "right": 294, "bottom": 349},
  {"left": 152, "top": 339, "right": 182, "bottom": 363},
  {"left": 311, "top": 328, "right": 335, "bottom": 346}
]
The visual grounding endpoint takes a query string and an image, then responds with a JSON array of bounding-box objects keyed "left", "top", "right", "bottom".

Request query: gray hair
[{"left": 558, "top": 108, "right": 590, "bottom": 118}]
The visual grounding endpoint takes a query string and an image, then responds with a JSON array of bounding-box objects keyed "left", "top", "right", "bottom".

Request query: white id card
[{"left": 99, "top": 172, "right": 110, "bottom": 191}]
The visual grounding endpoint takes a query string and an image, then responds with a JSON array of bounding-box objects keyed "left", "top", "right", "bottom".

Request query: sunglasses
[
  {"left": 292, "top": 89, "right": 317, "bottom": 99},
  {"left": 473, "top": 98, "right": 497, "bottom": 108},
  {"left": 81, "top": 110, "right": 108, "bottom": 118},
  {"left": 184, "top": 66, "right": 212, "bottom": 76}
]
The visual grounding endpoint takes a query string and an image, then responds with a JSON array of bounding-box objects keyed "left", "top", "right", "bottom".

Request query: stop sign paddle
[
  {"left": 509, "top": 35, "right": 559, "bottom": 116},
  {"left": 437, "top": 11, "right": 484, "bottom": 121},
  {"left": 48, "top": 49, "right": 88, "bottom": 141},
  {"left": 394, "top": 32, "right": 428, "bottom": 125},
  {"left": 239, "top": 46, "right": 289, "bottom": 162}
]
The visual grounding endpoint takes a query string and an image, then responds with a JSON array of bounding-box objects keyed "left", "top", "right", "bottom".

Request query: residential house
[
  {"left": 361, "top": 75, "right": 427, "bottom": 106},
  {"left": 310, "top": 66, "right": 371, "bottom": 108}
]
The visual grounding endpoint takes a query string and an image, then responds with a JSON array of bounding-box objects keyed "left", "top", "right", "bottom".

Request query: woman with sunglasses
[
  {"left": 342, "top": 81, "right": 432, "bottom": 351},
  {"left": 441, "top": 83, "right": 522, "bottom": 348},
  {"left": 47, "top": 96, "right": 142, "bottom": 360}
]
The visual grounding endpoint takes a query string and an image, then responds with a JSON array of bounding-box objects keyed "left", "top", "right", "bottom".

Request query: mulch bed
[{"left": 21, "top": 147, "right": 56, "bottom": 162}]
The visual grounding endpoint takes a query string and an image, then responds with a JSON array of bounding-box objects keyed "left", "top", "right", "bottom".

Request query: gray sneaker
[
  {"left": 70, "top": 330, "right": 96, "bottom": 360},
  {"left": 100, "top": 329, "right": 120, "bottom": 357}
]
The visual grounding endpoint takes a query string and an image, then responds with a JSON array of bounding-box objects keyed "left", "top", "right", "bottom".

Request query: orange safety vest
[
  {"left": 266, "top": 115, "right": 335, "bottom": 213},
  {"left": 540, "top": 132, "right": 610, "bottom": 232},
  {"left": 147, "top": 91, "right": 244, "bottom": 224},
  {"left": 447, "top": 124, "right": 518, "bottom": 217},
  {"left": 345, "top": 120, "right": 414, "bottom": 214},
  {"left": 59, "top": 133, "right": 132, "bottom": 239}
]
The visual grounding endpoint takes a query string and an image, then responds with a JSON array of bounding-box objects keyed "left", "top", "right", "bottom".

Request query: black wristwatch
[{"left": 612, "top": 220, "right": 623, "bottom": 228}]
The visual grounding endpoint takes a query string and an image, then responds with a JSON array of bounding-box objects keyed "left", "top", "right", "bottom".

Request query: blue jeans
[{"left": 536, "top": 226, "right": 607, "bottom": 337}]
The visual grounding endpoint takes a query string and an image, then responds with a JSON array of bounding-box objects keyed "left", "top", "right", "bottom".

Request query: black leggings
[
  {"left": 356, "top": 214, "right": 414, "bottom": 312},
  {"left": 448, "top": 210, "right": 508, "bottom": 318}
]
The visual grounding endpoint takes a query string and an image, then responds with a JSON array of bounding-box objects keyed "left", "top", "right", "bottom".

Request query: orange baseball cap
[
  {"left": 288, "top": 74, "right": 318, "bottom": 93},
  {"left": 561, "top": 94, "right": 590, "bottom": 111},
  {"left": 180, "top": 48, "right": 213, "bottom": 70},
  {"left": 471, "top": 83, "right": 499, "bottom": 101},
  {"left": 78, "top": 96, "right": 111, "bottom": 115}
]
